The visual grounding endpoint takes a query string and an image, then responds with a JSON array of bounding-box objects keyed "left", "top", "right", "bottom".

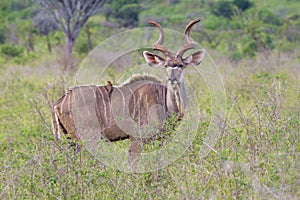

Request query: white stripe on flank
[
  {"left": 138, "top": 96, "right": 141, "bottom": 125},
  {"left": 115, "top": 87, "right": 126, "bottom": 115},
  {"left": 96, "top": 87, "right": 107, "bottom": 125},
  {"left": 89, "top": 86, "right": 98, "bottom": 118},
  {"left": 104, "top": 88, "right": 112, "bottom": 126},
  {"left": 53, "top": 107, "right": 61, "bottom": 140},
  {"left": 89, "top": 86, "right": 97, "bottom": 100},
  {"left": 146, "top": 94, "right": 149, "bottom": 123},
  {"left": 89, "top": 86, "right": 97, "bottom": 102},
  {"left": 67, "top": 93, "right": 71, "bottom": 117},
  {"left": 128, "top": 87, "right": 136, "bottom": 118},
  {"left": 79, "top": 87, "right": 91, "bottom": 116},
  {"left": 60, "top": 95, "right": 67, "bottom": 114}
]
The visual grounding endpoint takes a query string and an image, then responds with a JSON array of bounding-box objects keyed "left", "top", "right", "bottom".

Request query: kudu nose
[{"left": 169, "top": 78, "right": 178, "bottom": 84}]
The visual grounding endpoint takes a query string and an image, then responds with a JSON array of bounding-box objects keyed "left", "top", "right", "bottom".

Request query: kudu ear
[
  {"left": 143, "top": 51, "right": 165, "bottom": 67},
  {"left": 183, "top": 49, "right": 205, "bottom": 66}
]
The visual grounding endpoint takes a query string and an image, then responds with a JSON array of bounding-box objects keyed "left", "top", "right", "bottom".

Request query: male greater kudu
[{"left": 51, "top": 18, "right": 205, "bottom": 163}]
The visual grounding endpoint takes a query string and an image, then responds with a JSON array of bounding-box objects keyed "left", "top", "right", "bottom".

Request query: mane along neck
[{"left": 121, "top": 75, "right": 162, "bottom": 86}]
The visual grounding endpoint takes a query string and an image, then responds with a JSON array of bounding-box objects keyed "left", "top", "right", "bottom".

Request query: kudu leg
[
  {"left": 129, "top": 136, "right": 142, "bottom": 167},
  {"left": 69, "top": 139, "right": 81, "bottom": 154}
]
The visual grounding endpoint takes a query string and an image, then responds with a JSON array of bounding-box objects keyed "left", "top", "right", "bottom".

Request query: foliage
[
  {"left": 203, "top": 15, "right": 227, "bottom": 30},
  {"left": 210, "top": 0, "right": 253, "bottom": 19},
  {"left": 33, "top": 11, "right": 58, "bottom": 36},
  {"left": 0, "top": 1, "right": 300, "bottom": 198},
  {"left": 0, "top": 0, "right": 298, "bottom": 62},
  {"left": 0, "top": 0, "right": 300, "bottom": 199},
  {"left": 109, "top": 0, "right": 143, "bottom": 27},
  {"left": 1, "top": 43, "right": 24, "bottom": 58},
  {"left": 0, "top": 24, "right": 7, "bottom": 44},
  {"left": 0, "top": 53, "right": 299, "bottom": 199},
  {"left": 227, "top": 8, "right": 279, "bottom": 59},
  {"left": 233, "top": 0, "right": 253, "bottom": 11},
  {"left": 211, "top": 1, "right": 235, "bottom": 19},
  {"left": 37, "top": 0, "right": 108, "bottom": 68}
]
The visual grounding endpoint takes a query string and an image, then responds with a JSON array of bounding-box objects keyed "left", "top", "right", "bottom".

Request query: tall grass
[{"left": 0, "top": 51, "right": 299, "bottom": 199}]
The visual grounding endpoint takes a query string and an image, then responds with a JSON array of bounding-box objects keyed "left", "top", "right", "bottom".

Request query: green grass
[
  {"left": 0, "top": 51, "right": 299, "bottom": 199},
  {"left": 0, "top": 0, "right": 299, "bottom": 198}
]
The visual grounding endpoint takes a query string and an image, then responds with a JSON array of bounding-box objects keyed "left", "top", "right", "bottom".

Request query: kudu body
[{"left": 52, "top": 18, "right": 205, "bottom": 162}]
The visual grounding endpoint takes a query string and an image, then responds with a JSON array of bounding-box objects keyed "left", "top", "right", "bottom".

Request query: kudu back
[{"left": 52, "top": 18, "right": 205, "bottom": 162}]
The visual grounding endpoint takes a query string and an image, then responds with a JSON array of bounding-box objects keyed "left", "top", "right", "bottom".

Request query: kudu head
[{"left": 143, "top": 18, "right": 205, "bottom": 86}]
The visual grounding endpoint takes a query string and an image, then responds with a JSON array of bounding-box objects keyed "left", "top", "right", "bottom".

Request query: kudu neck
[{"left": 166, "top": 80, "right": 187, "bottom": 119}]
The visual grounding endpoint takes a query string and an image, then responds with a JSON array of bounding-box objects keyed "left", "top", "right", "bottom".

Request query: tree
[
  {"left": 38, "top": 0, "right": 108, "bottom": 68},
  {"left": 23, "top": 22, "right": 36, "bottom": 53},
  {"left": 211, "top": 1, "right": 234, "bottom": 19},
  {"left": 33, "top": 11, "right": 58, "bottom": 53},
  {"left": 230, "top": 9, "right": 274, "bottom": 58},
  {"left": 211, "top": 0, "right": 253, "bottom": 19},
  {"left": 100, "top": 4, "right": 112, "bottom": 22},
  {"left": 233, "top": 0, "right": 253, "bottom": 12},
  {"left": 0, "top": 14, "right": 8, "bottom": 44},
  {"left": 110, "top": 0, "right": 142, "bottom": 28}
]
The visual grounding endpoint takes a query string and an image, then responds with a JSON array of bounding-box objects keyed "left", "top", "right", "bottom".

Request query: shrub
[
  {"left": 211, "top": 0, "right": 253, "bottom": 19},
  {"left": 1, "top": 44, "right": 24, "bottom": 58},
  {"left": 110, "top": 0, "right": 142, "bottom": 27},
  {"left": 204, "top": 15, "right": 227, "bottom": 30}
]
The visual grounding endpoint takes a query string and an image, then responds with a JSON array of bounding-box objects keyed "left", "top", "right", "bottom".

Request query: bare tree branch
[{"left": 37, "top": 0, "right": 108, "bottom": 70}]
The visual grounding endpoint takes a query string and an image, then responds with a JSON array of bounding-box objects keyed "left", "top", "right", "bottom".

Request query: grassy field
[
  {"left": 0, "top": 48, "right": 299, "bottom": 199},
  {"left": 0, "top": 0, "right": 299, "bottom": 199}
]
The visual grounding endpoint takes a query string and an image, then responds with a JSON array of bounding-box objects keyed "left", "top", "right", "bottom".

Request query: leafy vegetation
[
  {"left": 0, "top": 0, "right": 299, "bottom": 199},
  {"left": 109, "top": 0, "right": 143, "bottom": 27},
  {"left": 0, "top": 0, "right": 299, "bottom": 62}
]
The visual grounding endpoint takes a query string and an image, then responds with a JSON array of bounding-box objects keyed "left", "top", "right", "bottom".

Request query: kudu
[{"left": 51, "top": 18, "right": 205, "bottom": 163}]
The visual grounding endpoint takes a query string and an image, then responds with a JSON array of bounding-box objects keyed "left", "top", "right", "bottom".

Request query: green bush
[
  {"left": 211, "top": 0, "right": 253, "bottom": 19},
  {"left": 77, "top": 42, "right": 89, "bottom": 55},
  {"left": 0, "top": 27, "right": 6, "bottom": 44},
  {"left": 110, "top": 0, "right": 142, "bottom": 27},
  {"left": 204, "top": 15, "right": 227, "bottom": 30},
  {"left": 242, "top": 41, "right": 257, "bottom": 57},
  {"left": 1, "top": 44, "right": 24, "bottom": 58},
  {"left": 257, "top": 8, "right": 282, "bottom": 26},
  {"left": 233, "top": 0, "right": 253, "bottom": 11},
  {"left": 211, "top": 1, "right": 235, "bottom": 19}
]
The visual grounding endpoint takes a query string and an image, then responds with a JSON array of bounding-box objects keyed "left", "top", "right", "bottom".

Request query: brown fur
[{"left": 51, "top": 77, "right": 179, "bottom": 165}]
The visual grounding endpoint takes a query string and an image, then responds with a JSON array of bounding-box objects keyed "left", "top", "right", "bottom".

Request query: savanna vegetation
[{"left": 0, "top": 0, "right": 299, "bottom": 199}]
